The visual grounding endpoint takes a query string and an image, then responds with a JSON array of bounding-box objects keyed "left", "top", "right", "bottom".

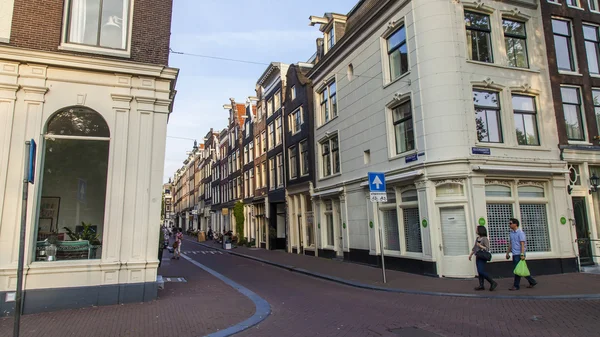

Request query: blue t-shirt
[{"left": 509, "top": 228, "right": 526, "bottom": 255}]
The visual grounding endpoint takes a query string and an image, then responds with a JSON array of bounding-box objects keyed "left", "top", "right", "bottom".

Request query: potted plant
[{"left": 63, "top": 222, "right": 101, "bottom": 258}]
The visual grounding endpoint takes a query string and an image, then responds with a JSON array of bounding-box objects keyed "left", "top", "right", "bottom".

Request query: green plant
[
  {"left": 233, "top": 201, "right": 245, "bottom": 239},
  {"left": 159, "top": 228, "right": 165, "bottom": 247},
  {"left": 63, "top": 222, "right": 101, "bottom": 245},
  {"left": 47, "top": 234, "right": 59, "bottom": 245}
]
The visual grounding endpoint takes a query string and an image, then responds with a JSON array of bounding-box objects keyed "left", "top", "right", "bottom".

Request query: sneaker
[{"left": 474, "top": 286, "right": 485, "bottom": 291}]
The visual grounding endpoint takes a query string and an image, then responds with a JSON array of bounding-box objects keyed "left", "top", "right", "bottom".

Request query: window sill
[
  {"left": 316, "top": 116, "right": 339, "bottom": 130},
  {"left": 568, "top": 140, "right": 593, "bottom": 146},
  {"left": 389, "top": 149, "right": 418, "bottom": 162},
  {"left": 466, "top": 60, "right": 539, "bottom": 73},
  {"left": 59, "top": 43, "right": 131, "bottom": 58},
  {"left": 475, "top": 143, "right": 552, "bottom": 152},
  {"left": 558, "top": 70, "right": 582, "bottom": 76},
  {"left": 590, "top": 73, "right": 600, "bottom": 79},
  {"left": 319, "top": 172, "right": 341, "bottom": 182},
  {"left": 567, "top": 5, "right": 585, "bottom": 11},
  {"left": 383, "top": 71, "right": 411, "bottom": 89},
  {"left": 547, "top": 1, "right": 562, "bottom": 6},
  {"left": 291, "top": 130, "right": 302, "bottom": 136},
  {"left": 592, "top": 10, "right": 600, "bottom": 14}
]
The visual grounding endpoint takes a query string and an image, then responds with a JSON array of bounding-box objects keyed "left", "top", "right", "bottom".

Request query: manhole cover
[
  {"left": 389, "top": 327, "right": 441, "bottom": 337},
  {"left": 163, "top": 277, "right": 187, "bottom": 283}
]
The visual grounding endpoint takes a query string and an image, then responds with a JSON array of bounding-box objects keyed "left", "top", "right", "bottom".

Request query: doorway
[
  {"left": 573, "top": 197, "right": 593, "bottom": 266},
  {"left": 439, "top": 206, "right": 473, "bottom": 277}
]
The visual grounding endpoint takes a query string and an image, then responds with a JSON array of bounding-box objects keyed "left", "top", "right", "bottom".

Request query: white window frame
[
  {"left": 290, "top": 107, "right": 303, "bottom": 134},
  {"left": 319, "top": 134, "right": 340, "bottom": 179},
  {"left": 261, "top": 132, "right": 266, "bottom": 154},
  {"left": 274, "top": 90, "right": 281, "bottom": 111},
  {"left": 590, "top": 0, "right": 600, "bottom": 12},
  {"left": 383, "top": 24, "right": 409, "bottom": 83},
  {"left": 291, "top": 86, "right": 297, "bottom": 100},
  {"left": 552, "top": 18, "right": 578, "bottom": 73},
  {"left": 268, "top": 123, "right": 275, "bottom": 150},
  {"left": 289, "top": 146, "right": 298, "bottom": 180},
  {"left": 566, "top": 0, "right": 581, "bottom": 8},
  {"left": 60, "top": 0, "right": 134, "bottom": 57},
  {"left": 276, "top": 116, "right": 283, "bottom": 145},
  {"left": 267, "top": 98, "right": 273, "bottom": 117},
  {"left": 318, "top": 80, "right": 338, "bottom": 126},
  {"left": 300, "top": 140, "right": 309, "bottom": 177},
  {"left": 269, "top": 158, "right": 276, "bottom": 190},
  {"left": 561, "top": 85, "right": 587, "bottom": 143},
  {"left": 277, "top": 153, "right": 284, "bottom": 188}
]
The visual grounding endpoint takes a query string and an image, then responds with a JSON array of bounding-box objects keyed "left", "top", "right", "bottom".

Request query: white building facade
[{"left": 308, "top": 0, "right": 577, "bottom": 277}]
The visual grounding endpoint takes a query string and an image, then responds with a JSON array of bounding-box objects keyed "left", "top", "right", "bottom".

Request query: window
[
  {"left": 245, "top": 121, "right": 250, "bottom": 138},
  {"left": 244, "top": 145, "right": 249, "bottom": 165},
  {"left": 324, "top": 200, "right": 334, "bottom": 246},
  {"left": 321, "top": 135, "right": 340, "bottom": 177},
  {"left": 267, "top": 98, "right": 273, "bottom": 117},
  {"left": 277, "top": 153, "right": 284, "bottom": 187},
  {"left": 485, "top": 182, "right": 551, "bottom": 254},
  {"left": 503, "top": 19, "right": 528, "bottom": 68},
  {"left": 236, "top": 150, "right": 240, "bottom": 170},
  {"left": 566, "top": 0, "right": 580, "bottom": 7},
  {"left": 594, "top": 89, "right": 600, "bottom": 134},
  {"left": 474, "top": 90, "right": 502, "bottom": 143},
  {"left": 391, "top": 101, "right": 415, "bottom": 154},
  {"left": 584, "top": 25, "right": 600, "bottom": 74},
  {"left": 249, "top": 142, "right": 254, "bottom": 162},
  {"left": 291, "top": 86, "right": 297, "bottom": 100},
  {"left": 261, "top": 162, "right": 267, "bottom": 188},
  {"left": 387, "top": 25, "right": 409, "bottom": 81},
  {"left": 37, "top": 107, "right": 109, "bottom": 262},
  {"left": 591, "top": 0, "right": 600, "bottom": 11},
  {"left": 268, "top": 123, "right": 275, "bottom": 149},
  {"left": 269, "top": 158, "right": 275, "bottom": 190},
  {"left": 291, "top": 107, "right": 303, "bottom": 133},
  {"left": 382, "top": 209, "right": 400, "bottom": 251},
  {"left": 327, "top": 26, "right": 335, "bottom": 51},
  {"left": 255, "top": 136, "right": 260, "bottom": 158},
  {"left": 274, "top": 90, "right": 281, "bottom": 111},
  {"left": 261, "top": 132, "right": 266, "bottom": 154},
  {"left": 249, "top": 168, "right": 254, "bottom": 196},
  {"left": 276, "top": 116, "right": 282, "bottom": 145},
  {"left": 552, "top": 19, "right": 576, "bottom": 72},
  {"left": 289, "top": 146, "right": 297, "bottom": 179},
  {"left": 256, "top": 165, "right": 262, "bottom": 189},
  {"left": 300, "top": 140, "right": 309, "bottom": 176},
  {"left": 244, "top": 172, "right": 249, "bottom": 198},
  {"left": 561, "top": 87, "right": 585, "bottom": 141},
  {"left": 465, "top": 11, "right": 493, "bottom": 63},
  {"left": 319, "top": 81, "right": 337, "bottom": 124},
  {"left": 401, "top": 190, "right": 422, "bottom": 253},
  {"left": 65, "top": 0, "right": 131, "bottom": 50},
  {"left": 512, "top": 95, "right": 540, "bottom": 146}
]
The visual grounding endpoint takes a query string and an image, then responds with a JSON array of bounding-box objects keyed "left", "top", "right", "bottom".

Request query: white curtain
[
  {"left": 121, "top": 0, "right": 127, "bottom": 49},
  {"left": 69, "top": 0, "right": 87, "bottom": 44}
]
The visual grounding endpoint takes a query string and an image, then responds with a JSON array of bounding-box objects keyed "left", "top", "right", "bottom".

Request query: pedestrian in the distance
[
  {"left": 469, "top": 225, "right": 497, "bottom": 291},
  {"left": 172, "top": 229, "right": 183, "bottom": 260},
  {"left": 506, "top": 218, "right": 537, "bottom": 290}
]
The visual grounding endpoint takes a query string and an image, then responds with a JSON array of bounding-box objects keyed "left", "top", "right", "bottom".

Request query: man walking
[{"left": 506, "top": 218, "right": 537, "bottom": 290}]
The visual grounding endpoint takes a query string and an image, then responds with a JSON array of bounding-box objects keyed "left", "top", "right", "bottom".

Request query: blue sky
[{"left": 164, "top": 0, "right": 356, "bottom": 182}]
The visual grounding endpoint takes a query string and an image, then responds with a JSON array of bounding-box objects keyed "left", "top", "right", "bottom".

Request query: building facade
[
  {"left": 0, "top": 0, "right": 178, "bottom": 315},
  {"left": 307, "top": 0, "right": 575, "bottom": 277},
  {"left": 540, "top": 0, "right": 600, "bottom": 267}
]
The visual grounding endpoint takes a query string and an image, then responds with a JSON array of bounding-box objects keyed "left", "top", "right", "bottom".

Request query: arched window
[{"left": 36, "top": 107, "right": 110, "bottom": 262}]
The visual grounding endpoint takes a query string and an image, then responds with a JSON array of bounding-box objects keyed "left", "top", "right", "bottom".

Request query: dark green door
[{"left": 572, "top": 197, "right": 593, "bottom": 266}]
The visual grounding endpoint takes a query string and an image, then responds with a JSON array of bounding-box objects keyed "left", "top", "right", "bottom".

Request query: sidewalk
[
  {"left": 196, "top": 239, "right": 600, "bottom": 298},
  {"left": 0, "top": 249, "right": 255, "bottom": 337}
]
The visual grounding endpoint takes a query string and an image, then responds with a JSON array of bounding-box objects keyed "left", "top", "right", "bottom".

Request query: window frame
[
  {"left": 561, "top": 86, "right": 586, "bottom": 141},
  {"left": 300, "top": 140, "right": 309, "bottom": 177},
  {"left": 276, "top": 116, "right": 283, "bottom": 145},
  {"left": 277, "top": 153, "right": 284, "bottom": 188},
  {"left": 289, "top": 146, "right": 298, "bottom": 179},
  {"left": 512, "top": 94, "right": 541, "bottom": 146},
  {"left": 390, "top": 100, "right": 415, "bottom": 155},
  {"left": 268, "top": 122, "right": 275, "bottom": 150},
  {"left": 291, "top": 107, "right": 303, "bottom": 134},
  {"left": 320, "top": 134, "right": 340, "bottom": 178},
  {"left": 502, "top": 18, "right": 529, "bottom": 69},
  {"left": 592, "top": 88, "right": 600, "bottom": 135},
  {"left": 318, "top": 80, "right": 338, "bottom": 126},
  {"left": 61, "top": 0, "right": 134, "bottom": 57},
  {"left": 552, "top": 18, "right": 577, "bottom": 72},
  {"left": 583, "top": 24, "right": 600, "bottom": 75},
  {"left": 386, "top": 25, "right": 409, "bottom": 81},
  {"left": 473, "top": 89, "right": 503, "bottom": 144},
  {"left": 269, "top": 158, "right": 276, "bottom": 190},
  {"left": 465, "top": 11, "right": 494, "bottom": 63},
  {"left": 590, "top": 0, "right": 600, "bottom": 11},
  {"left": 291, "top": 86, "right": 297, "bottom": 100}
]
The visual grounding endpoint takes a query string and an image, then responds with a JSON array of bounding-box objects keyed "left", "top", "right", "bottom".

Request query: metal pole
[
  {"left": 377, "top": 201, "right": 386, "bottom": 284},
  {"left": 13, "top": 141, "right": 31, "bottom": 337}
]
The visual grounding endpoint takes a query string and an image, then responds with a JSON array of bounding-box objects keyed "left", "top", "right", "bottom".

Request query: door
[
  {"left": 439, "top": 207, "right": 473, "bottom": 277},
  {"left": 573, "top": 197, "right": 593, "bottom": 265}
]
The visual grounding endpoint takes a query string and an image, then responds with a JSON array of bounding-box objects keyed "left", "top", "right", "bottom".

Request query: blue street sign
[
  {"left": 368, "top": 172, "right": 386, "bottom": 192},
  {"left": 28, "top": 139, "right": 36, "bottom": 184},
  {"left": 472, "top": 147, "right": 491, "bottom": 155},
  {"left": 77, "top": 179, "right": 87, "bottom": 203},
  {"left": 405, "top": 153, "right": 418, "bottom": 163}
]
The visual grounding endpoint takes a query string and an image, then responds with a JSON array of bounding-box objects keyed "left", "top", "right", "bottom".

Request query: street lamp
[{"left": 590, "top": 173, "right": 599, "bottom": 194}]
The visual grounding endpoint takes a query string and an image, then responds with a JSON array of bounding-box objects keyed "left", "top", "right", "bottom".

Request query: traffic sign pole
[{"left": 377, "top": 201, "right": 387, "bottom": 284}]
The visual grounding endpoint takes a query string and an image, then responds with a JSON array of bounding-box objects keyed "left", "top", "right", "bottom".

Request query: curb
[
  {"left": 180, "top": 253, "right": 271, "bottom": 337},
  {"left": 187, "top": 239, "right": 600, "bottom": 301}
]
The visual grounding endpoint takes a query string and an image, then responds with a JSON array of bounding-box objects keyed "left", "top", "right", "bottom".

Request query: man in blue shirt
[{"left": 506, "top": 218, "right": 537, "bottom": 290}]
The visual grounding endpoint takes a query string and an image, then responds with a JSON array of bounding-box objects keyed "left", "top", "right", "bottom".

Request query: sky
[{"left": 163, "top": 0, "right": 356, "bottom": 183}]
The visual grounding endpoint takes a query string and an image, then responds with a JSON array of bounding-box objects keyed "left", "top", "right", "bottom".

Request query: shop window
[
  {"left": 36, "top": 107, "right": 110, "bottom": 262},
  {"left": 400, "top": 190, "right": 421, "bottom": 253},
  {"left": 382, "top": 209, "right": 400, "bottom": 251}
]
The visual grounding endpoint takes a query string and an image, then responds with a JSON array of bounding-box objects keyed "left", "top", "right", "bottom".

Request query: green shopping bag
[{"left": 514, "top": 260, "right": 530, "bottom": 277}]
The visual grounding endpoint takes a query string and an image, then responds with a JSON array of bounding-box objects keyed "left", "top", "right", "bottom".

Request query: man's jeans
[{"left": 513, "top": 255, "right": 536, "bottom": 289}]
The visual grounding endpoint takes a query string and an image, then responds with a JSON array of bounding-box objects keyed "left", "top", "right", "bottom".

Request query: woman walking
[{"left": 468, "top": 226, "right": 497, "bottom": 291}]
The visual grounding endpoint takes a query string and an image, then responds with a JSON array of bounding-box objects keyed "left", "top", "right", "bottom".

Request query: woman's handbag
[{"left": 476, "top": 249, "right": 492, "bottom": 261}]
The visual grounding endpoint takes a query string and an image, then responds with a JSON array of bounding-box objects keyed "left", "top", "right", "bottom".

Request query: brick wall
[{"left": 8, "top": 0, "right": 172, "bottom": 66}]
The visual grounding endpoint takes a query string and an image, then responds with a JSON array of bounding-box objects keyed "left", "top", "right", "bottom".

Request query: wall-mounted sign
[
  {"left": 405, "top": 153, "right": 418, "bottom": 163},
  {"left": 369, "top": 221, "right": 373, "bottom": 228},
  {"left": 343, "top": 222, "right": 346, "bottom": 229},
  {"left": 472, "top": 147, "right": 491, "bottom": 155}
]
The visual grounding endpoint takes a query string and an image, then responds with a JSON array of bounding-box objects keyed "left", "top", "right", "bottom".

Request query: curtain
[{"left": 69, "top": 0, "right": 87, "bottom": 44}]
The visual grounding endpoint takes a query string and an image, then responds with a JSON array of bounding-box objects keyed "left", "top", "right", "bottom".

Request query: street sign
[
  {"left": 368, "top": 172, "right": 387, "bottom": 202},
  {"left": 28, "top": 139, "right": 36, "bottom": 184}
]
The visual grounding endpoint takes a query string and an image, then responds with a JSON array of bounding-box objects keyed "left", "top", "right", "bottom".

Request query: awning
[
  {"left": 311, "top": 187, "right": 344, "bottom": 197},
  {"left": 360, "top": 170, "right": 423, "bottom": 187},
  {"left": 471, "top": 165, "right": 568, "bottom": 175}
]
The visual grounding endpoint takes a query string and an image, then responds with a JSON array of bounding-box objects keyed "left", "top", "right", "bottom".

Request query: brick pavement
[
  {"left": 197, "top": 239, "right": 600, "bottom": 297},
  {"left": 0, "top": 248, "right": 254, "bottom": 337},
  {"left": 184, "top": 242, "right": 600, "bottom": 337}
]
